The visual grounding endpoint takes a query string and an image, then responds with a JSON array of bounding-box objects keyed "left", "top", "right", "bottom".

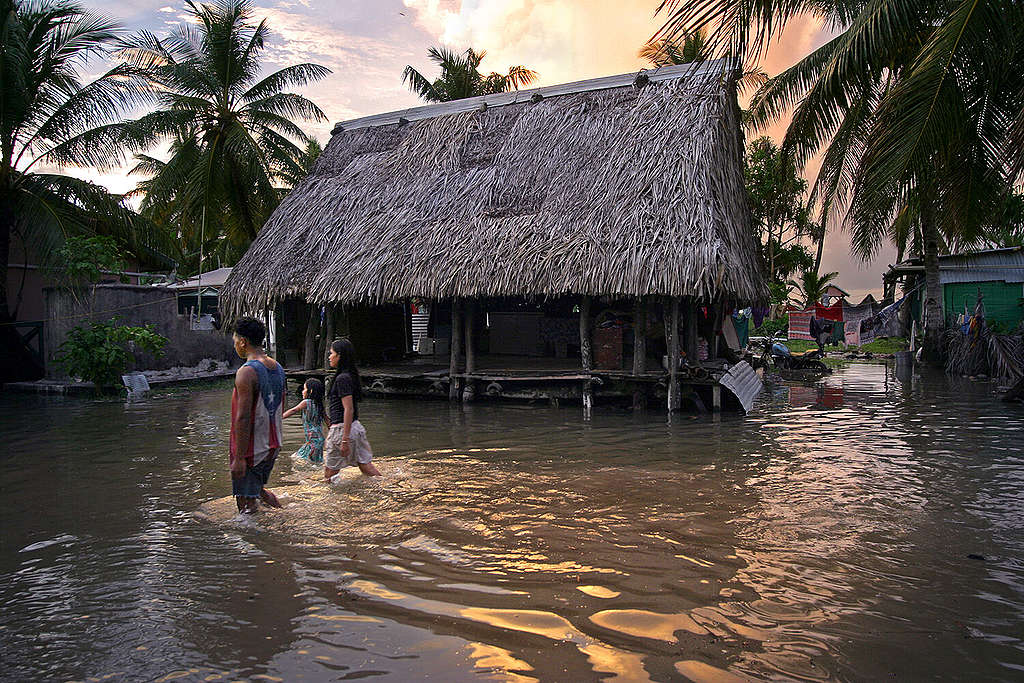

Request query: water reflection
[{"left": 1, "top": 364, "right": 1023, "bottom": 681}]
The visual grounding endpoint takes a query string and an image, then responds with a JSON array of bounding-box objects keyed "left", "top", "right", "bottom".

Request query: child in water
[
  {"left": 283, "top": 378, "right": 326, "bottom": 465},
  {"left": 324, "top": 338, "right": 381, "bottom": 479}
]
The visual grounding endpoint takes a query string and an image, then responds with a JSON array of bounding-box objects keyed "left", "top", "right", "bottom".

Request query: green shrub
[
  {"left": 757, "top": 313, "right": 788, "bottom": 337},
  {"left": 57, "top": 319, "right": 168, "bottom": 389},
  {"left": 58, "top": 235, "right": 126, "bottom": 285}
]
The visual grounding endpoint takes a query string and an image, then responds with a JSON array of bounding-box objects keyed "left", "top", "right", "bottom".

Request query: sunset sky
[{"left": 76, "top": 0, "right": 893, "bottom": 300}]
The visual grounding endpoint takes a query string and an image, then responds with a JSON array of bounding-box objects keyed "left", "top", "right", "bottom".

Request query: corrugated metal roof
[{"left": 938, "top": 248, "right": 1024, "bottom": 285}]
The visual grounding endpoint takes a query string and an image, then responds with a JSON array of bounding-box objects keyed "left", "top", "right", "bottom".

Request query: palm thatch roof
[{"left": 222, "top": 59, "right": 764, "bottom": 314}]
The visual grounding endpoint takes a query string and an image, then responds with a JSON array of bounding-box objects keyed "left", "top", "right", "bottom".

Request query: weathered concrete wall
[{"left": 44, "top": 284, "right": 235, "bottom": 379}]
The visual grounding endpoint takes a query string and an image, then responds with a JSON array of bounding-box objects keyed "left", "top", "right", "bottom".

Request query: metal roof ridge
[{"left": 331, "top": 58, "right": 736, "bottom": 135}]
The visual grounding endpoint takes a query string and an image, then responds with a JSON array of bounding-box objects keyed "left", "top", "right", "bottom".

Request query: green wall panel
[{"left": 944, "top": 281, "right": 1024, "bottom": 326}]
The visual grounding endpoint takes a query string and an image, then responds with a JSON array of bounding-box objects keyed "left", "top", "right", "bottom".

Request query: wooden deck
[{"left": 287, "top": 354, "right": 735, "bottom": 411}]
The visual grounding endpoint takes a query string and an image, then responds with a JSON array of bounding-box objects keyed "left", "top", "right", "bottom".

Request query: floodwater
[{"left": 1, "top": 364, "right": 1023, "bottom": 682}]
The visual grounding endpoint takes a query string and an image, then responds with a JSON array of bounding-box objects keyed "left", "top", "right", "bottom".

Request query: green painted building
[{"left": 887, "top": 247, "right": 1024, "bottom": 329}]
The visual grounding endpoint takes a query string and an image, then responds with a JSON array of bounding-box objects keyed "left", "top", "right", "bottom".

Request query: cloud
[
  {"left": 71, "top": 0, "right": 888, "bottom": 295},
  {"left": 399, "top": 2, "right": 891, "bottom": 297}
]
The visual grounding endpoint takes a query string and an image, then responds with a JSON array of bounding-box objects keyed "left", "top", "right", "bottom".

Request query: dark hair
[
  {"left": 233, "top": 316, "right": 265, "bottom": 347},
  {"left": 304, "top": 378, "right": 326, "bottom": 423},
  {"left": 331, "top": 338, "right": 362, "bottom": 402}
]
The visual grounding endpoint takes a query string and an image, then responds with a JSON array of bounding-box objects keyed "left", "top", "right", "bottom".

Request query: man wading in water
[{"left": 229, "top": 317, "right": 285, "bottom": 514}]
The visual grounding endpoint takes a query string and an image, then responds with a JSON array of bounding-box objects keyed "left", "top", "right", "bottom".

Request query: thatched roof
[{"left": 222, "top": 59, "right": 764, "bottom": 313}]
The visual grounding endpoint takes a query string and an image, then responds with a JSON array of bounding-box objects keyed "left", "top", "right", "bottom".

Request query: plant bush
[
  {"left": 757, "top": 313, "right": 788, "bottom": 337},
  {"left": 56, "top": 319, "right": 168, "bottom": 389},
  {"left": 58, "top": 235, "right": 126, "bottom": 285}
]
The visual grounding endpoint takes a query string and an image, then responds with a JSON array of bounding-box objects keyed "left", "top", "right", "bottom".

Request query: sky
[{"left": 76, "top": 0, "right": 893, "bottom": 301}]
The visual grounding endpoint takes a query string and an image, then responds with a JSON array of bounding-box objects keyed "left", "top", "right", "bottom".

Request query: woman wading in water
[{"left": 324, "top": 339, "right": 381, "bottom": 479}]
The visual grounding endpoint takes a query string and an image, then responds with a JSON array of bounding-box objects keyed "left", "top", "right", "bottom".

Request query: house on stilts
[{"left": 221, "top": 59, "right": 767, "bottom": 413}]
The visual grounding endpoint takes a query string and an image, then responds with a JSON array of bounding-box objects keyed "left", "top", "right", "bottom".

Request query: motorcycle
[{"left": 756, "top": 333, "right": 831, "bottom": 373}]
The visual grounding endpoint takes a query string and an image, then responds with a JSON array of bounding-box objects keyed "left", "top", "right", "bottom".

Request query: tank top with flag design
[{"left": 230, "top": 358, "right": 286, "bottom": 466}]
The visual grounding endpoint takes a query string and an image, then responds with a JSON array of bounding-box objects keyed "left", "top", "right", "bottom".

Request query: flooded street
[{"left": 1, "top": 363, "right": 1023, "bottom": 682}]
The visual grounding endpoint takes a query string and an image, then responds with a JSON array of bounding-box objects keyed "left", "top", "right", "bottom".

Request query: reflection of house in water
[
  {"left": 788, "top": 385, "right": 844, "bottom": 409},
  {"left": 223, "top": 60, "right": 767, "bottom": 412}
]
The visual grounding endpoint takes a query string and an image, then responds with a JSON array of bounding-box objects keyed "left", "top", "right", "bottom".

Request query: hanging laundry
[
  {"left": 830, "top": 320, "right": 845, "bottom": 345},
  {"left": 720, "top": 313, "right": 741, "bottom": 351},
  {"left": 814, "top": 301, "right": 843, "bottom": 322},
  {"left": 732, "top": 311, "right": 750, "bottom": 348},
  {"left": 752, "top": 306, "right": 769, "bottom": 329},
  {"left": 842, "top": 301, "right": 874, "bottom": 346},
  {"left": 788, "top": 310, "right": 815, "bottom": 340}
]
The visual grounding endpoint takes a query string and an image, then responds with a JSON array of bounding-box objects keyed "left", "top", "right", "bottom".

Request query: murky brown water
[{"left": 1, "top": 363, "right": 1023, "bottom": 682}]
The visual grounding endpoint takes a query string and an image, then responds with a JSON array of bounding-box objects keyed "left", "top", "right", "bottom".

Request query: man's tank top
[{"left": 230, "top": 359, "right": 286, "bottom": 466}]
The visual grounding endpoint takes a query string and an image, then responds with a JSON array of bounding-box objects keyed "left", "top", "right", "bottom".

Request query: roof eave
[{"left": 331, "top": 58, "right": 738, "bottom": 134}]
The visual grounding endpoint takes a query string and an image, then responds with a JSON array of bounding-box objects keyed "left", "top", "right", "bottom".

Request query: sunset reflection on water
[{"left": 1, "top": 363, "right": 1023, "bottom": 681}]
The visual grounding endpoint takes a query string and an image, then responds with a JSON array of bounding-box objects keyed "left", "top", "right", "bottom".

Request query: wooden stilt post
[
  {"left": 711, "top": 298, "right": 723, "bottom": 360},
  {"left": 449, "top": 299, "right": 463, "bottom": 401},
  {"left": 580, "top": 295, "right": 593, "bottom": 418},
  {"left": 684, "top": 297, "right": 698, "bottom": 363},
  {"left": 323, "top": 304, "right": 336, "bottom": 370},
  {"left": 463, "top": 300, "right": 476, "bottom": 402},
  {"left": 667, "top": 297, "right": 680, "bottom": 412},
  {"left": 302, "top": 303, "right": 320, "bottom": 370},
  {"left": 632, "top": 296, "right": 647, "bottom": 410}
]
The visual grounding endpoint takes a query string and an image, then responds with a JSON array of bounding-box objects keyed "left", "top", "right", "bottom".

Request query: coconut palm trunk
[
  {"left": 0, "top": 197, "right": 13, "bottom": 322},
  {"left": 921, "top": 204, "right": 945, "bottom": 363}
]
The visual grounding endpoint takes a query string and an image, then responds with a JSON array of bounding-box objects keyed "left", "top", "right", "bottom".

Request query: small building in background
[
  {"left": 886, "top": 247, "right": 1024, "bottom": 329},
  {"left": 821, "top": 284, "right": 850, "bottom": 307}
]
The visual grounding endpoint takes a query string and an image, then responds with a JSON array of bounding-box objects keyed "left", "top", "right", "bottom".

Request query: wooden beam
[
  {"left": 711, "top": 298, "right": 723, "bottom": 360},
  {"left": 684, "top": 297, "right": 698, "bottom": 363},
  {"left": 667, "top": 297, "right": 680, "bottom": 411},
  {"left": 449, "top": 299, "right": 463, "bottom": 401},
  {"left": 323, "top": 304, "right": 336, "bottom": 370},
  {"left": 580, "top": 295, "right": 593, "bottom": 418},
  {"left": 632, "top": 297, "right": 647, "bottom": 411},
  {"left": 302, "top": 303, "right": 320, "bottom": 370},
  {"left": 632, "top": 297, "right": 647, "bottom": 375},
  {"left": 463, "top": 300, "right": 476, "bottom": 402}
]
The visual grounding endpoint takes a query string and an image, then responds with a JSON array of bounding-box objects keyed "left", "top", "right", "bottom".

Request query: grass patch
[
  {"left": 851, "top": 337, "right": 908, "bottom": 354},
  {"left": 764, "top": 336, "right": 909, "bottom": 355},
  {"left": 777, "top": 339, "right": 819, "bottom": 353}
]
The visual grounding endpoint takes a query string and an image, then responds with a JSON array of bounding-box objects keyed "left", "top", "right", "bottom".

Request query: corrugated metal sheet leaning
[{"left": 718, "top": 361, "right": 762, "bottom": 413}]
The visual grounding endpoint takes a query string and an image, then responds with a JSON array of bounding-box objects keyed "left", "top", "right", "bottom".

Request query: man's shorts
[
  {"left": 232, "top": 453, "right": 276, "bottom": 498},
  {"left": 324, "top": 421, "right": 373, "bottom": 470}
]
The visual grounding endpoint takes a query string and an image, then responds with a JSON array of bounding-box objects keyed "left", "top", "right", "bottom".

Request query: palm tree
[
  {"left": 403, "top": 47, "right": 537, "bottom": 102},
  {"left": 278, "top": 138, "right": 322, "bottom": 192},
  {"left": 117, "top": 0, "right": 330, "bottom": 271},
  {"left": 639, "top": 28, "right": 767, "bottom": 94},
  {"left": 0, "top": 0, "right": 157, "bottom": 374},
  {"left": 655, "top": 0, "right": 1023, "bottom": 363},
  {"left": 788, "top": 270, "right": 839, "bottom": 308}
]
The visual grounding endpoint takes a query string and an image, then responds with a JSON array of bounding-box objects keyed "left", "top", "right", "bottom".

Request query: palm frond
[
  {"left": 241, "top": 63, "right": 331, "bottom": 103},
  {"left": 402, "top": 65, "right": 442, "bottom": 102}
]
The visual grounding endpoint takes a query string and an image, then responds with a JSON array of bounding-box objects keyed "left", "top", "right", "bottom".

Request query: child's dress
[{"left": 293, "top": 399, "right": 325, "bottom": 464}]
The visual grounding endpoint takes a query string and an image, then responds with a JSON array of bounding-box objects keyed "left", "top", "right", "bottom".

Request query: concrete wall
[{"left": 44, "top": 284, "right": 235, "bottom": 379}]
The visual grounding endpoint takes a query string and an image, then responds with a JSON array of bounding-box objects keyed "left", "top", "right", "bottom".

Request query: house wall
[
  {"left": 44, "top": 284, "right": 236, "bottom": 379},
  {"left": 7, "top": 264, "right": 52, "bottom": 324},
  {"left": 944, "top": 281, "right": 1024, "bottom": 328},
  {"left": 342, "top": 303, "right": 408, "bottom": 364}
]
